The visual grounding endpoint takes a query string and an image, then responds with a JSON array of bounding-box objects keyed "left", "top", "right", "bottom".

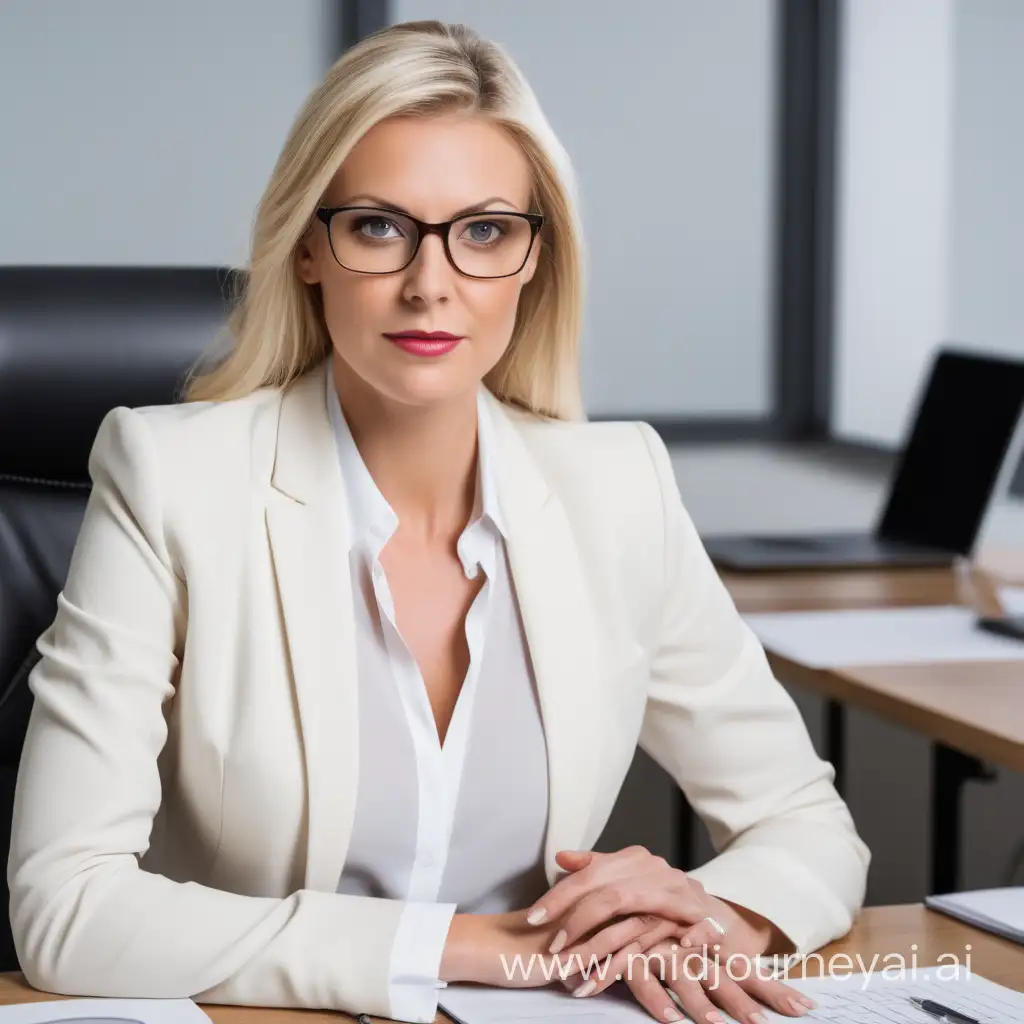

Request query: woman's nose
[{"left": 401, "top": 232, "right": 455, "bottom": 304}]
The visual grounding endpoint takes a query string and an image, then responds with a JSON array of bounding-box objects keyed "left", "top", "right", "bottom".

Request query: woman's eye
[
  {"left": 355, "top": 217, "right": 400, "bottom": 239},
  {"left": 465, "top": 220, "right": 504, "bottom": 243}
]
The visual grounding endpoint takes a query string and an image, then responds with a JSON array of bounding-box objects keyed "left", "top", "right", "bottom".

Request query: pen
[{"left": 910, "top": 996, "right": 982, "bottom": 1024}]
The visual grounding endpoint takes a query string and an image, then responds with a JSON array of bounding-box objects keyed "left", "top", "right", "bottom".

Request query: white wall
[
  {"left": 393, "top": 0, "right": 779, "bottom": 419},
  {"left": 0, "top": 0, "right": 333, "bottom": 268},
  {"left": 832, "top": 0, "right": 956, "bottom": 447},
  {"left": 833, "top": 0, "right": 1024, "bottom": 447}
]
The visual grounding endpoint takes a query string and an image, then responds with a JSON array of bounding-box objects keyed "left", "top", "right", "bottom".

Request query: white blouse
[{"left": 327, "top": 374, "right": 550, "bottom": 1023}]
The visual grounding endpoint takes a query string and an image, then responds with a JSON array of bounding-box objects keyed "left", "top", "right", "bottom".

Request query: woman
[{"left": 8, "top": 19, "right": 869, "bottom": 1024}]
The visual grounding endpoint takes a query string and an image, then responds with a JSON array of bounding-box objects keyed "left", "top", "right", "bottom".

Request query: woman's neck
[{"left": 331, "top": 357, "right": 480, "bottom": 545}]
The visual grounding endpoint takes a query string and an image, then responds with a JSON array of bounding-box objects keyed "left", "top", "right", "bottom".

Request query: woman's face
[{"left": 297, "top": 113, "right": 540, "bottom": 410}]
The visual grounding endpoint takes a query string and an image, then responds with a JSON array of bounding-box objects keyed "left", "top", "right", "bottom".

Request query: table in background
[
  {"left": 0, "top": 905, "right": 1019, "bottom": 1022},
  {"left": 719, "top": 557, "right": 1024, "bottom": 894}
]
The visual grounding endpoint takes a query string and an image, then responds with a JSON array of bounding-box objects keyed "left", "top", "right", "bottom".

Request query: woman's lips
[{"left": 383, "top": 332, "right": 464, "bottom": 357}]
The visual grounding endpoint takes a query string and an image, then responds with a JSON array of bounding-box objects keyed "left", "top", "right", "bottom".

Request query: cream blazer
[{"left": 8, "top": 359, "right": 869, "bottom": 1018}]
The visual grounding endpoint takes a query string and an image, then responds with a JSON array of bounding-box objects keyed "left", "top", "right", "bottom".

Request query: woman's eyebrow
[{"left": 335, "top": 194, "right": 521, "bottom": 218}]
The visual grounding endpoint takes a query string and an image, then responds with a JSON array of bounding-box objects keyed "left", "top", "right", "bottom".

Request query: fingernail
[
  {"left": 664, "top": 1009, "right": 683, "bottom": 1022},
  {"left": 549, "top": 929, "right": 568, "bottom": 954},
  {"left": 707, "top": 1013, "right": 726, "bottom": 1024},
  {"left": 798, "top": 997, "right": 817, "bottom": 1010},
  {"left": 526, "top": 907, "right": 547, "bottom": 925},
  {"left": 788, "top": 997, "right": 810, "bottom": 1015},
  {"left": 751, "top": 1014, "right": 769, "bottom": 1024},
  {"left": 573, "top": 980, "right": 597, "bottom": 998}
]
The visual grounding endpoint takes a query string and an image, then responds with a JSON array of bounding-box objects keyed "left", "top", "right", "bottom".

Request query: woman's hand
[
  {"left": 565, "top": 942, "right": 816, "bottom": 1024},
  {"left": 440, "top": 909, "right": 579, "bottom": 988},
  {"left": 527, "top": 848, "right": 792, "bottom": 973}
]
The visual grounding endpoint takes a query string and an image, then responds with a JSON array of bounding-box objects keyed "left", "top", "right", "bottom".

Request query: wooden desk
[
  {"left": 821, "top": 904, "right": 1024, "bottom": 991},
  {"left": 0, "top": 906, "right": 1019, "bottom": 1021},
  {"left": 720, "top": 557, "right": 1018, "bottom": 618},
  {"left": 720, "top": 560, "right": 1024, "bottom": 893}
]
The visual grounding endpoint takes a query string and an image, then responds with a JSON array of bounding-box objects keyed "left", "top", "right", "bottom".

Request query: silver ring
[{"left": 703, "top": 915, "right": 727, "bottom": 936}]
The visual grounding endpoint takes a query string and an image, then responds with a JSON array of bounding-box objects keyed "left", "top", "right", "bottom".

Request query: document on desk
[
  {"left": 742, "top": 605, "right": 1024, "bottom": 667},
  {"left": 0, "top": 997, "right": 210, "bottom": 1024},
  {"left": 926, "top": 886, "right": 1024, "bottom": 944},
  {"left": 441, "top": 966, "right": 1024, "bottom": 1024}
]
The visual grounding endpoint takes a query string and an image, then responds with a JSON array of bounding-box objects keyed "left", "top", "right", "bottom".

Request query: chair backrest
[{"left": 0, "top": 267, "right": 230, "bottom": 970}]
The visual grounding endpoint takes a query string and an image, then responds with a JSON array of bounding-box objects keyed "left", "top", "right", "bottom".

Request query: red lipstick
[{"left": 383, "top": 330, "right": 464, "bottom": 356}]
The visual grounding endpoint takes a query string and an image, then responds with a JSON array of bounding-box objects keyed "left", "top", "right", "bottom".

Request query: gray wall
[
  {"left": 0, "top": 0, "right": 334, "bottom": 268},
  {"left": 946, "top": 0, "right": 1024, "bottom": 358},
  {"left": 833, "top": 0, "right": 1024, "bottom": 448},
  {"left": 832, "top": 0, "right": 956, "bottom": 447},
  {"left": 393, "top": 0, "right": 780, "bottom": 420}
]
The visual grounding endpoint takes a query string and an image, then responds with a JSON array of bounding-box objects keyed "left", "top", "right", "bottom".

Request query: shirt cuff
[{"left": 387, "top": 900, "right": 458, "bottom": 1023}]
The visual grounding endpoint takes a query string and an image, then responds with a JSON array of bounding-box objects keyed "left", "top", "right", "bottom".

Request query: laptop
[{"left": 702, "top": 349, "right": 1024, "bottom": 572}]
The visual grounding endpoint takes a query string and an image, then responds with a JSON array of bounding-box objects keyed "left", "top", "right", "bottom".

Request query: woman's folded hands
[{"left": 441, "top": 845, "right": 815, "bottom": 1024}]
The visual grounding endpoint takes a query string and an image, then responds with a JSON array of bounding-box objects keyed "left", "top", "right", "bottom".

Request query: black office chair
[{"left": 0, "top": 267, "right": 231, "bottom": 970}]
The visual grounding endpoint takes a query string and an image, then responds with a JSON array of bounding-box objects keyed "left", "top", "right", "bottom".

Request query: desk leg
[
  {"left": 931, "top": 744, "right": 995, "bottom": 894},
  {"left": 826, "top": 699, "right": 846, "bottom": 796}
]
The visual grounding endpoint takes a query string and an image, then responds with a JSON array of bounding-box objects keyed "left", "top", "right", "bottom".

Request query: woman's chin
[{"left": 375, "top": 363, "right": 482, "bottom": 409}]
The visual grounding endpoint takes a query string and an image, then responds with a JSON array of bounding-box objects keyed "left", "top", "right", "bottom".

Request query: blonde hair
[{"left": 184, "top": 20, "right": 585, "bottom": 420}]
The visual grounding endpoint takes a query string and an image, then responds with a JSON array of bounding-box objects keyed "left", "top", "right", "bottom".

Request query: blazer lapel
[
  {"left": 484, "top": 392, "right": 610, "bottom": 885},
  {"left": 266, "top": 360, "right": 359, "bottom": 892}
]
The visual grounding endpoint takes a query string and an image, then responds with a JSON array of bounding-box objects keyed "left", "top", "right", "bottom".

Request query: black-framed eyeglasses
[{"left": 314, "top": 205, "right": 544, "bottom": 279}]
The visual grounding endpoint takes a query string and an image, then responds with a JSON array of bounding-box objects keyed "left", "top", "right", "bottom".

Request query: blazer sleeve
[
  {"left": 7, "top": 407, "right": 439, "bottom": 1022},
  {"left": 633, "top": 421, "right": 870, "bottom": 954}
]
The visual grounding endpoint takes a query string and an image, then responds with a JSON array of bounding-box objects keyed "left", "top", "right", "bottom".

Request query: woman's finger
[
  {"left": 624, "top": 960, "right": 691, "bottom": 1023},
  {"left": 671, "top": 966, "right": 730, "bottom": 1024},
  {"left": 734, "top": 962, "right": 817, "bottom": 1017},
  {"left": 554, "top": 881, "right": 703, "bottom": 950},
  {"left": 691, "top": 962, "right": 770, "bottom": 1024},
  {"left": 555, "top": 849, "right": 595, "bottom": 872},
  {"left": 690, "top": 953, "right": 816, "bottom": 1023},
  {"left": 678, "top": 913, "right": 730, "bottom": 955},
  {"left": 631, "top": 916, "right": 683, "bottom": 954},
  {"left": 634, "top": 949, "right": 725, "bottom": 1024},
  {"left": 526, "top": 845, "right": 654, "bottom": 926},
  {"left": 559, "top": 914, "right": 660, "bottom": 968},
  {"left": 552, "top": 886, "right": 645, "bottom": 950},
  {"left": 568, "top": 938, "right": 646, "bottom": 998},
  {"left": 525, "top": 854, "right": 610, "bottom": 925}
]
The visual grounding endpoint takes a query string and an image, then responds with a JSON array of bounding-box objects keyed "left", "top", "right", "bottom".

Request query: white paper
[
  {"left": 926, "top": 886, "right": 1024, "bottom": 944},
  {"left": 0, "top": 998, "right": 210, "bottom": 1024},
  {"left": 770, "top": 968, "right": 1024, "bottom": 1024},
  {"left": 742, "top": 605, "right": 1024, "bottom": 667},
  {"left": 1001, "top": 587, "right": 1024, "bottom": 617},
  {"left": 442, "top": 981, "right": 654, "bottom": 1023},
  {"left": 441, "top": 967, "right": 1024, "bottom": 1024}
]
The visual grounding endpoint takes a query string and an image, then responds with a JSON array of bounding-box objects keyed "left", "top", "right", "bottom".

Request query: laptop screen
[{"left": 878, "top": 350, "right": 1024, "bottom": 554}]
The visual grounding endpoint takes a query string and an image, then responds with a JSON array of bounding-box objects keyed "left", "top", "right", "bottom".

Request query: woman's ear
[
  {"left": 295, "top": 232, "right": 322, "bottom": 285},
  {"left": 521, "top": 235, "right": 542, "bottom": 285}
]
